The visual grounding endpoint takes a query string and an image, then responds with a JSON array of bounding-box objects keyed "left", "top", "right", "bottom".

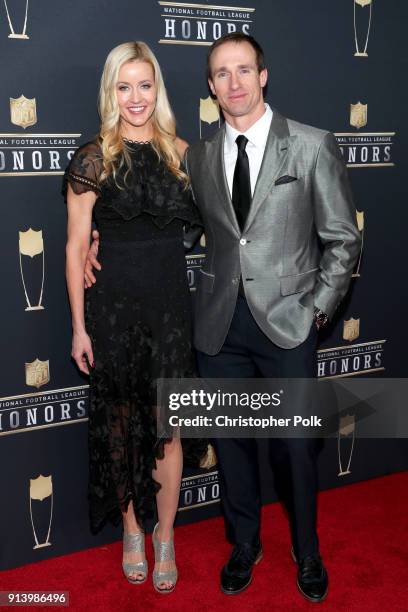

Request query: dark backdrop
[{"left": 0, "top": 0, "right": 407, "bottom": 569}]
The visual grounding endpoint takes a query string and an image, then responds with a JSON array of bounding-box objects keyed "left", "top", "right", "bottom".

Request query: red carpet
[{"left": 1, "top": 472, "right": 407, "bottom": 611}]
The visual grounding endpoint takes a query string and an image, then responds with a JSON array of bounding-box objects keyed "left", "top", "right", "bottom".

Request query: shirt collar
[{"left": 224, "top": 103, "right": 273, "bottom": 154}]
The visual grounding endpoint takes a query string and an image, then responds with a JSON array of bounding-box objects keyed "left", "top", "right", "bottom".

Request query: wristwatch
[{"left": 314, "top": 308, "right": 329, "bottom": 329}]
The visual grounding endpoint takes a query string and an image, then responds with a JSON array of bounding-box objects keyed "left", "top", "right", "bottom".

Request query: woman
[{"left": 64, "top": 41, "right": 201, "bottom": 593}]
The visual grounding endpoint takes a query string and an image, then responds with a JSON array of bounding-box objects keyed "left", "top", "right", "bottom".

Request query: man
[
  {"left": 86, "top": 33, "right": 360, "bottom": 602},
  {"left": 184, "top": 33, "right": 360, "bottom": 602}
]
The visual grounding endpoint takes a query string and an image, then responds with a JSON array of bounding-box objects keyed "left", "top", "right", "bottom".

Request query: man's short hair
[{"left": 207, "top": 32, "right": 266, "bottom": 80}]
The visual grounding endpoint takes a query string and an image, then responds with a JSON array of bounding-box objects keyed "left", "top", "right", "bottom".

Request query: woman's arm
[{"left": 65, "top": 183, "right": 96, "bottom": 374}]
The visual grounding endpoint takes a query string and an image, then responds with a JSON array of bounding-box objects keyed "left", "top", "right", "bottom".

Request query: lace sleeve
[{"left": 62, "top": 141, "right": 102, "bottom": 201}]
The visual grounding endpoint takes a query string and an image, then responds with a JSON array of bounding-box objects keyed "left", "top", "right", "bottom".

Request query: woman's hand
[{"left": 71, "top": 330, "right": 94, "bottom": 375}]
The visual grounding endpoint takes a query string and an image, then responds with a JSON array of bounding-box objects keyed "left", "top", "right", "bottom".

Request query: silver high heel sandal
[
  {"left": 152, "top": 523, "right": 178, "bottom": 593},
  {"left": 122, "top": 531, "right": 148, "bottom": 584}
]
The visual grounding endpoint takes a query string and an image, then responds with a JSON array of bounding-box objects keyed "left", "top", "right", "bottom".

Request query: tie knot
[{"left": 236, "top": 135, "right": 248, "bottom": 152}]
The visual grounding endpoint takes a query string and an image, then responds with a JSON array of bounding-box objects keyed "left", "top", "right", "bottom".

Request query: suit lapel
[
  {"left": 244, "top": 110, "right": 292, "bottom": 232},
  {"left": 205, "top": 126, "right": 240, "bottom": 236},
  {"left": 204, "top": 111, "right": 293, "bottom": 236}
]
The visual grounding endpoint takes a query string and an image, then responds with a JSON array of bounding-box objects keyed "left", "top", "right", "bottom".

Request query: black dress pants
[{"left": 196, "top": 295, "right": 321, "bottom": 561}]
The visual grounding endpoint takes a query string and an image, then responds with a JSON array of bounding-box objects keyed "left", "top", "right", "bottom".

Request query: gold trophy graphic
[
  {"left": 19, "top": 228, "right": 45, "bottom": 311},
  {"left": 337, "top": 414, "right": 355, "bottom": 476},
  {"left": 29, "top": 474, "right": 53, "bottom": 549},
  {"left": 3, "top": 0, "right": 30, "bottom": 39},
  {"left": 353, "top": 0, "right": 372, "bottom": 57},
  {"left": 352, "top": 210, "right": 364, "bottom": 278},
  {"left": 199, "top": 96, "right": 220, "bottom": 138}
]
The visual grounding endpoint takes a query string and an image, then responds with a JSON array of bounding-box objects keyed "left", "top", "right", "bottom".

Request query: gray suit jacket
[{"left": 185, "top": 110, "right": 361, "bottom": 355}]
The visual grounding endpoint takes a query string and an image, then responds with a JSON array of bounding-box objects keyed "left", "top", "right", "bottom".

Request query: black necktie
[{"left": 232, "top": 135, "right": 251, "bottom": 231}]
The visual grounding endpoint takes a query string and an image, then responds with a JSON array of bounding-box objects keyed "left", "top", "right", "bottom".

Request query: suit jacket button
[{"left": 240, "top": 238, "right": 247, "bottom": 245}]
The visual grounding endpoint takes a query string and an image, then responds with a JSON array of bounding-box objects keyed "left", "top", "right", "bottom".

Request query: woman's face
[{"left": 116, "top": 60, "right": 157, "bottom": 135}]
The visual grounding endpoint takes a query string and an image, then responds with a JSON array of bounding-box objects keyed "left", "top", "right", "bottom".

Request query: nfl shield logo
[
  {"left": 199, "top": 444, "right": 217, "bottom": 469},
  {"left": 199, "top": 96, "right": 220, "bottom": 125},
  {"left": 19, "top": 228, "right": 44, "bottom": 257},
  {"left": 30, "top": 475, "right": 53, "bottom": 501},
  {"left": 10, "top": 95, "right": 37, "bottom": 129},
  {"left": 25, "top": 358, "right": 50, "bottom": 388},
  {"left": 350, "top": 102, "right": 367, "bottom": 129},
  {"left": 356, "top": 210, "right": 364, "bottom": 232},
  {"left": 343, "top": 318, "right": 360, "bottom": 343}
]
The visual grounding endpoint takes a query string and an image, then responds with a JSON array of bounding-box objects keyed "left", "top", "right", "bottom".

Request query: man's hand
[{"left": 84, "top": 229, "right": 101, "bottom": 288}]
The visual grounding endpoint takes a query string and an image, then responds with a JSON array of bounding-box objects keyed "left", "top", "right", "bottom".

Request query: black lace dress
[{"left": 64, "top": 140, "right": 202, "bottom": 534}]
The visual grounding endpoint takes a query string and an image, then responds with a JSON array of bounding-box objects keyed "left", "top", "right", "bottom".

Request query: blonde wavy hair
[{"left": 98, "top": 41, "right": 188, "bottom": 187}]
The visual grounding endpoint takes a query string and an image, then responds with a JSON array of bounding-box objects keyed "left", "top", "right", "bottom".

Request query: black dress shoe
[
  {"left": 221, "top": 542, "right": 263, "bottom": 595},
  {"left": 297, "top": 554, "right": 328, "bottom": 603}
]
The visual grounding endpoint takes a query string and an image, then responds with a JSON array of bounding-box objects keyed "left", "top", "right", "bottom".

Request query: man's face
[{"left": 208, "top": 40, "right": 267, "bottom": 121}]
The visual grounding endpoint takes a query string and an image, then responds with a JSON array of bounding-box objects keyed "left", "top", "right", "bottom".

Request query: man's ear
[
  {"left": 260, "top": 68, "right": 268, "bottom": 89},
  {"left": 208, "top": 78, "right": 216, "bottom": 96}
]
